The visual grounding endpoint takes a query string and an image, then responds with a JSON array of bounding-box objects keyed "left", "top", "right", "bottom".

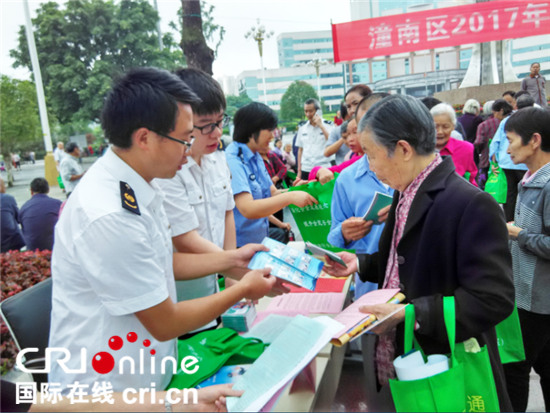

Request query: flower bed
[{"left": 1, "top": 250, "right": 52, "bottom": 375}]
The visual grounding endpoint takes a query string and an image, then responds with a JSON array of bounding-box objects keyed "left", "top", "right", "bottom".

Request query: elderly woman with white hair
[
  {"left": 323, "top": 94, "right": 514, "bottom": 412},
  {"left": 458, "top": 99, "right": 484, "bottom": 143},
  {"left": 431, "top": 102, "right": 479, "bottom": 186}
]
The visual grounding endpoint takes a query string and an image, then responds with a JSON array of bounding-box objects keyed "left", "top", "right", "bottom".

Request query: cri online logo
[
  {"left": 92, "top": 332, "right": 154, "bottom": 374},
  {"left": 16, "top": 332, "right": 199, "bottom": 376}
]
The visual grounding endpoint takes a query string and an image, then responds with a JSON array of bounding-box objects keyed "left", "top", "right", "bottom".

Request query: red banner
[{"left": 332, "top": 0, "right": 550, "bottom": 62}]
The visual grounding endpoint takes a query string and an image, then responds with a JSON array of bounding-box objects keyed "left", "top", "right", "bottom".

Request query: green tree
[
  {"left": 280, "top": 81, "right": 321, "bottom": 121},
  {"left": 10, "top": 0, "right": 185, "bottom": 124},
  {"left": 170, "top": 3, "right": 225, "bottom": 59},
  {"left": 0, "top": 76, "right": 43, "bottom": 186},
  {"left": 225, "top": 94, "right": 252, "bottom": 118}
]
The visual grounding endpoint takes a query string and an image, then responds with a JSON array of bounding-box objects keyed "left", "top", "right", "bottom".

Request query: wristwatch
[{"left": 165, "top": 397, "right": 172, "bottom": 412}]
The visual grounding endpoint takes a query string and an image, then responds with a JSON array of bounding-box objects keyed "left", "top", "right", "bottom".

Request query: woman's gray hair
[
  {"left": 430, "top": 103, "right": 456, "bottom": 126},
  {"left": 482, "top": 100, "right": 495, "bottom": 116},
  {"left": 463, "top": 99, "right": 480, "bottom": 114},
  {"left": 358, "top": 94, "right": 436, "bottom": 156}
]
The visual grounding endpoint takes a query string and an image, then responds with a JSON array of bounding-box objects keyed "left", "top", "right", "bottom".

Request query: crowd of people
[{"left": 1, "top": 61, "right": 549, "bottom": 413}]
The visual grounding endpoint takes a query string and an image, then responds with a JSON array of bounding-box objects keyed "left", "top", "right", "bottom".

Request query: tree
[
  {"left": 170, "top": 3, "right": 225, "bottom": 59},
  {"left": 0, "top": 76, "right": 42, "bottom": 186},
  {"left": 280, "top": 81, "right": 320, "bottom": 121},
  {"left": 225, "top": 94, "right": 252, "bottom": 118},
  {"left": 10, "top": 0, "right": 185, "bottom": 124},
  {"left": 180, "top": 1, "right": 216, "bottom": 75}
]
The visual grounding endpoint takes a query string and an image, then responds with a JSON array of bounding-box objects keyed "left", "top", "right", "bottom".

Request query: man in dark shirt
[
  {"left": 19, "top": 178, "right": 62, "bottom": 251},
  {"left": 0, "top": 178, "right": 25, "bottom": 253}
]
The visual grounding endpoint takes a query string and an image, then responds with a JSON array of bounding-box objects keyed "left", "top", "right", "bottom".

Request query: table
[{"left": 253, "top": 242, "right": 353, "bottom": 412}]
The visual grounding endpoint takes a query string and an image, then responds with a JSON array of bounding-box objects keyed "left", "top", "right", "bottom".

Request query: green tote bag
[
  {"left": 495, "top": 305, "right": 526, "bottom": 364},
  {"left": 390, "top": 300, "right": 466, "bottom": 412},
  {"left": 485, "top": 161, "right": 507, "bottom": 204},
  {"left": 287, "top": 175, "right": 349, "bottom": 253},
  {"left": 166, "top": 328, "right": 267, "bottom": 390}
]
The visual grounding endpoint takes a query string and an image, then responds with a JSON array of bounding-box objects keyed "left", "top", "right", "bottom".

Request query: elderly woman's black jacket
[{"left": 358, "top": 156, "right": 515, "bottom": 412}]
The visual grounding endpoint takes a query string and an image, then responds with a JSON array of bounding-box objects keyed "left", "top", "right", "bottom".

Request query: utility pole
[
  {"left": 245, "top": 19, "right": 273, "bottom": 105},
  {"left": 23, "top": 0, "right": 57, "bottom": 186}
]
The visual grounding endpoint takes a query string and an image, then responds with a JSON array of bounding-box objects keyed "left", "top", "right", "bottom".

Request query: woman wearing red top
[{"left": 430, "top": 103, "right": 478, "bottom": 186}]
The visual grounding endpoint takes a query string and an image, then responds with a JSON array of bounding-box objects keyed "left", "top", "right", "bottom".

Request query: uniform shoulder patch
[{"left": 120, "top": 181, "right": 141, "bottom": 216}]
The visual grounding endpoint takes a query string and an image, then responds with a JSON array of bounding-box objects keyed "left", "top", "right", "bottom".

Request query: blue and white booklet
[{"left": 248, "top": 237, "right": 324, "bottom": 291}]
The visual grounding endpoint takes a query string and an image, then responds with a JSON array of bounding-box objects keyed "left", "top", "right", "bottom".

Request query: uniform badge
[{"left": 120, "top": 181, "right": 141, "bottom": 215}]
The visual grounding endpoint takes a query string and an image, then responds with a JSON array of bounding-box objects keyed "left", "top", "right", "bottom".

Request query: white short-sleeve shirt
[
  {"left": 59, "top": 154, "right": 84, "bottom": 193},
  {"left": 295, "top": 120, "right": 334, "bottom": 172},
  {"left": 49, "top": 148, "right": 177, "bottom": 394},
  {"left": 155, "top": 150, "right": 234, "bottom": 331}
]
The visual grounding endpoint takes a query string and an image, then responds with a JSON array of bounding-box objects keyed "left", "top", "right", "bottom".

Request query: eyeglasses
[
  {"left": 152, "top": 131, "right": 193, "bottom": 148},
  {"left": 194, "top": 115, "right": 231, "bottom": 135}
]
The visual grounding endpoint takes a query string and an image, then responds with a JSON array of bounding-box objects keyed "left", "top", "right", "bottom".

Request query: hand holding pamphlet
[
  {"left": 248, "top": 238, "right": 324, "bottom": 291},
  {"left": 362, "top": 191, "right": 393, "bottom": 225},
  {"left": 306, "top": 242, "right": 348, "bottom": 267}
]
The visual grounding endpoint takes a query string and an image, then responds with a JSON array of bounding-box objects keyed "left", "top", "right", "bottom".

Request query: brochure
[
  {"left": 248, "top": 237, "right": 324, "bottom": 291},
  {"left": 362, "top": 191, "right": 393, "bottom": 225},
  {"left": 306, "top": 242, "right": 348, "bottom": 267},
  {"left": 196, "top": 364, "right": 252, "bottom": 388}
]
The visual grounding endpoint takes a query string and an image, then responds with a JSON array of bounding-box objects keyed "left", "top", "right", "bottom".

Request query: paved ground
[{"left": 2, "top": 157, "right": 96, "bottom": 206}]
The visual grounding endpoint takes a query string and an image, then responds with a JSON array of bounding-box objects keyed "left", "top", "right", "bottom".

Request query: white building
[{"left": 216, "top": 75, "right": 239, "bottom": 96}]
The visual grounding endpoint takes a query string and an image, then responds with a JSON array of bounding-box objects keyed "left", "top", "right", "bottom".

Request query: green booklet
[{"left": 362, "top": 192, "right": 393, "bottom": 225}]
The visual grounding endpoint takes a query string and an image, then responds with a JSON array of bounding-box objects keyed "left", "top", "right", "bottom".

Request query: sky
[{"left": 0, "top": 0, "right": 352, "bottom": 81}]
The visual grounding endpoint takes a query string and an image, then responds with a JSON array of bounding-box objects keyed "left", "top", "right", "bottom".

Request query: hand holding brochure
[
  {"left": 306, "top": 242, "right": 348, "bottom": 267},
  {"left": 362, "top": 191, "right": 393, "bottom": 225},
  {"left": 248, "top": 237, "right": 324, "bottom": 291}
]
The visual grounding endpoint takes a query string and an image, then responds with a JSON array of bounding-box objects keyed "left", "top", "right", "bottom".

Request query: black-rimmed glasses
[
  {"left": 152, "top": 131, "right": 193, "bottom": 148},
  {"left": 194, "top": 114, "right": 231, "bottom": 135}
]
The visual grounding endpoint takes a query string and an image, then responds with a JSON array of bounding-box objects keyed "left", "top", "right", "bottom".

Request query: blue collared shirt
[
  {"left": 328, "top": 155, "right": 394, "bottom": 254},
  {"left": 226, "top": 142, "right": 273, "bottom": 247},
  {"left": 489, "top": 116, "right": 528, "bottom": 171}
]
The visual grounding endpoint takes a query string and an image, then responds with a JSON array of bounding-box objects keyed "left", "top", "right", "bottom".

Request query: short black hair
[
  {"left": 304, "top": 99, "right": 320, "bottom": 110},
  {"left": 172, "top": 68, "right": 226, "bottom": 116},
  {"left": 502, "top": 90, "right": 516, "bottom": 98},
  {"left": 345, "top": 84, "right": 372, "bottom": 99},
  {"left": 340, "top": 102, "right": 348, "bottom": 120},
  {"left": 514, "top": 90, "right": 530, "bottom": 100},
  {"left": 505, "top": 107, "right": 550, "bottom": 152},
  {"left": 355, "top": 92, "right": 390, "bottom": 122},
  {"left": 531, "top": 62, "right": 541, "bottom": 68},
  {"left": 30, "top": 178, "right": 49, "bottom": 194},
  {"left": 101, "top": 67, "right": 201, "bottom": 149},
  {"left": 491, "top": 99, "right": 513, "bottom": 117},
  {"left": 420, "top": 96, "right": 442, "bottom": 110},
  {"left": 66, "top": 142, "right": 79, "bottom": 153},
  {"left": 516, "top": 94, "right": 535, "bottom": 110},
  {"left": 232, "top": 102, "right": 278, "bottom": 144}
]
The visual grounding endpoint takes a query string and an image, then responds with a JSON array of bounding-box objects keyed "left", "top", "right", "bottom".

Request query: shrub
[{"left": 0, "top": 250, "right": 52, "bottom": 375}]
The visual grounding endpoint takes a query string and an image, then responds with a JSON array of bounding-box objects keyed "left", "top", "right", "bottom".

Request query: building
[
  {"left": 238, "top": 1, "right": 549, "bottom": 110},
  {"left": 237, "top": 64, "right": 346, "bottom": 112},
  {"left": 277, "top": 30, "right": 334, "bottom": 68},
  {"left": 216, "top": 75, "right": 239, "bottom": 96}
]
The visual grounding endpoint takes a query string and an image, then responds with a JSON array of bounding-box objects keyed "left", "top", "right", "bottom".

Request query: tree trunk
[{"left": 180, "top": 0, "right": 214, "bottom": 75}]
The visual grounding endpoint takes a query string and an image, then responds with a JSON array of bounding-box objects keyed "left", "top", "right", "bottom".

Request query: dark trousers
[
  {"left": 503, "top": 169, "right": 527, "bottom": 222},
  {"left": 478, "top": 166, "right": 489, "bottom": 191},
  {"left": 300, "top": 171, "right": 310, "bottom": 181},
  {"left": 503, "top": 309, "right": 550, "bottom": 412}
]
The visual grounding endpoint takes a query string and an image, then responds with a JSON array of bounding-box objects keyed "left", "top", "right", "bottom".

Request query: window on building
[{"left": 405, "top": 58, "right": 410, "bottom": 75}]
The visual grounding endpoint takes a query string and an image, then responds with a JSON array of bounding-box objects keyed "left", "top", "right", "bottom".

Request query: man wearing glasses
[
  {"left": 49, "top": 67, "right": 280, "bottom": 396},
  {"left": 156, "top": 68, "right": 290, "bottom": 337}
]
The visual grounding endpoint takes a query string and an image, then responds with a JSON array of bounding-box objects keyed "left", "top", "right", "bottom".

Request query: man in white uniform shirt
[
  {"left": 157, "top": 68, "right": 276, "bottom": 338},
  {"left": 49, "top": 67, "right": 277, "bottom": 398},
  {"left": 295, "top": 98, "right": 334, "bottom": 181}
]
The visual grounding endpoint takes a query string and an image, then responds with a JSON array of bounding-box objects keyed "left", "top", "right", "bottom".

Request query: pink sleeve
[{"left": 307, "top": 155, "right": 361, "bottom": 181}]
